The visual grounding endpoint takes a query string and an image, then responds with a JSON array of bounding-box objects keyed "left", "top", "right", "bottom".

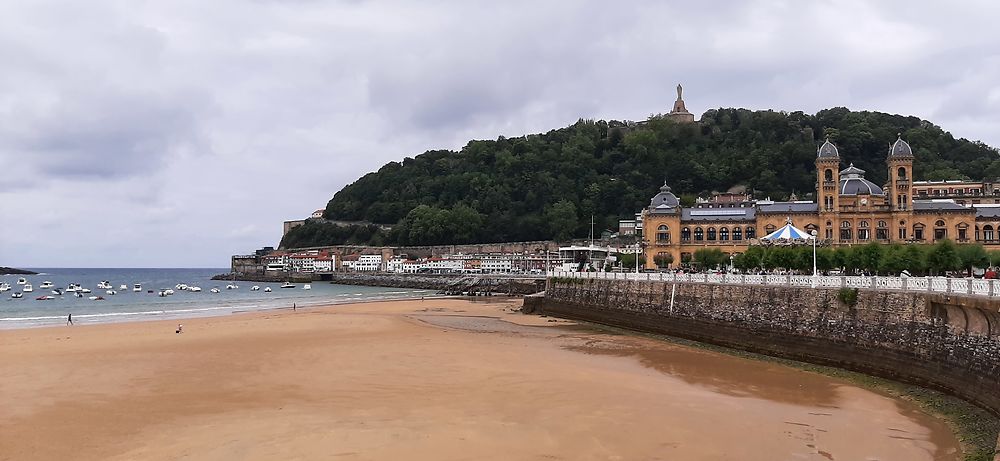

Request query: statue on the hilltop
[{"left": 677, "top": 84, "right": 683, "bottom": 101}]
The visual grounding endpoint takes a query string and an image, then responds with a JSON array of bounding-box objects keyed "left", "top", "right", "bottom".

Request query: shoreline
[{"left": 0, "top": 297, "right": 970, "bottom": 460}]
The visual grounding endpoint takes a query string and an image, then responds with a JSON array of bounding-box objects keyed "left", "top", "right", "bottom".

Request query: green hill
[{"left": 280, "top": 107, "right": 999, "bottom": 249}]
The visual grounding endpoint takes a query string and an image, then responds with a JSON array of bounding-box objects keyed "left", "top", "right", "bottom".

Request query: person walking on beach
[
  {"left": 293, "top": 302, "right": 296, "bottom": 312},
  {"left": 67, "top": 313, "right": 72, "bottom": 326}
]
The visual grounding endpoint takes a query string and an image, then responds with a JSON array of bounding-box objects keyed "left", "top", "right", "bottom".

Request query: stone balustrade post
[
  {"left": 946, "top": 278, "right": 952, "bottom": 293},
  {"left": 870, "top": 276, "right": 876, "bottom": 290},
  {"left": 840, "top": 276, "right": 846, "bottom": 288},
  {"left": 901, "top": 277, "right": 907, "bottom": 291},
  {"left": 990, "top": 279, "right": 995, "bottom": 297}
]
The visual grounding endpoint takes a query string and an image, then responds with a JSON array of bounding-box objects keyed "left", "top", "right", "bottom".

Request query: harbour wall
[{"left": 525, "top": 278, "right": 1000, "bottom": 418}]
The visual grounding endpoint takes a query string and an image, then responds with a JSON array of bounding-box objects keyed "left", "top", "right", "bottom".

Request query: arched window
[
  {"left": 841, "top": 221, "right": 851, "bottom": 228},
  {"left": 707, "top": 227, "right": 717, "bottom": 241},
  {"left": 858, "top": 221, "right": 869, "bottom": 228},
  {"left": 858, "top": 221, "right": 870, "bottom": 240},
  {"left": 694, "top": 227, "right": 704, "bottom": 241},
  {"left": 746, "top": 227, "right": 756, "bottom": 239},
  {"left": 681, "top": 227, "right": 691, "bottom": 242},
  {"left": 957, "top": 222, "right": 969, "bottom": 241},
  {"left": 764, "top": 224, "right": 776, "bottom": 234},
  {"left": 976, "top": 225, "right": 981, "bottom": 241},
  {"left": 897, "top": 167, "right": 906, "bottom": 179},
  {"left": 877, "top": 220, "right": 887, "bottom": 228},
  {"left": 824, "top": 169, "right": 833, "bottom": 181},
  {"left": 935, "top": 220, "right": 946, "bottom": 227},
  {"left": 876, "top": 221, "right": 888, "bottom": 240},
  {"left": 720, "top": 227, "right": 730, "bottom": 241},
  {"left": 934, "top": 220, "right": 947, "bottom": 240},
  {"left": 733, "top": 227, "right": 743, "bottom": 241},
  {"left": 656, "top": 225, "right": 670, "bottom": 244},
  {"left": 840, "top": 221, "right": 852, "bottom": 241},
  {"left": 984, "top": 224, "right": 994, "bottom": 242}
]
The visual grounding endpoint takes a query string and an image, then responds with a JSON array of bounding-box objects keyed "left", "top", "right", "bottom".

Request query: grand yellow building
[{"left": 641, "top": 136, "right": 1000, "bottom": 268}]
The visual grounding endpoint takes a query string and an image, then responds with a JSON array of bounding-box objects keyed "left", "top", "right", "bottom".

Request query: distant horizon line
[{"left": 8, "top": 267, "right": 229, "bottom": 270}]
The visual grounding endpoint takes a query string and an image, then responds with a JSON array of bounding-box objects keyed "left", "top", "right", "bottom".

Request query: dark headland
[{"left": 0, "top": 267, "right": 38, "bottom": 275}]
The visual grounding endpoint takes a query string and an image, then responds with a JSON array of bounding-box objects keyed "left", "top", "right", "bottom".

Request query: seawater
[{"left": 1, "top": 268, "right": 434, "bottom": 329}]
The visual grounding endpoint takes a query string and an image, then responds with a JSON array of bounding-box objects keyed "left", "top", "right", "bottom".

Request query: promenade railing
[{"left": 550, "top": 270, "right": 1000, "bottom": 298}]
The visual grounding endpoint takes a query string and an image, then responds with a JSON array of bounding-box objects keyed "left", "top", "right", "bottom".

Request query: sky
[{"left": 2, "top": 0, "right": 999, "bottom": 268}]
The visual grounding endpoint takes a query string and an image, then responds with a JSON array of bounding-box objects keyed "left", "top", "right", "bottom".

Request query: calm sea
[{"left": 1, "top": 268, "right": 434, "bottom": 329}]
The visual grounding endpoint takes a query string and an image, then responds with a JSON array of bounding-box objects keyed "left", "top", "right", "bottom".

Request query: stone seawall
[
  {"left": 325, "top": 273, "right": 545, "bottom": 295},
  {"left": 526, "top": 279, "right": 1000, "bottom": 418}
]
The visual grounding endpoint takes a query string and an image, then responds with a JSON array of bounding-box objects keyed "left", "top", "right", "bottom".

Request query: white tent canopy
[{"left": 761, "top": 218, "right": 814, "bottom": 241}]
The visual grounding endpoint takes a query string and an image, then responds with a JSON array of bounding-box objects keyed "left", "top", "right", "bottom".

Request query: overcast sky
[{"left": 2, "top": 1, "right": 999, "bottom": 268}]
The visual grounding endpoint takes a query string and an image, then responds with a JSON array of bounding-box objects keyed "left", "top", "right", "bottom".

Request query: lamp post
[{"left": 811, "top": 229, "right": 818, "bottom": 277}]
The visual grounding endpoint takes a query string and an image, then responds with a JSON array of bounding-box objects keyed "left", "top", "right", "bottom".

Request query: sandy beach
[{"left": 0, "top": 298, "right": 960, "bottom": 460}]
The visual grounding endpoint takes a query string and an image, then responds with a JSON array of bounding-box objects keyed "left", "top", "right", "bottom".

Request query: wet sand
[{"left": 0, "top": 298, "right": 960, "bottom": 460}]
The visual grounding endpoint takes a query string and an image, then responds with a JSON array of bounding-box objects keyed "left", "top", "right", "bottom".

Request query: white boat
[
  {"left": 79, "top": 288, "right": 91, "bottom": 293},
  {"left": 39, "top": 281, "right": 53, "bottom": 289},
  {"left": 210, "top": 287, "right": 221, "bottom": 293},
  {"left": 158, "top": 290, "right": 167, "bottom": 297},
  {"left": 176, "top": 283, "right": 188, "bottom": 290},
  {"left": 16, "top": 277, "right": 26, "bottom": 285},
  {"left": 280, "top": 282, "right": 295, "bottom": 289},
  {"left": 251, "top": 285, "right": 260, "bottom": 291},
  {"left": 133, "top": 284, "right": 142, "bottom": 292},
  {"left": 226, "top": 284, "right": 238, "bottom": 290},
  {"left": 263, "top": 287, "right": 272, "bottom": 292},
  {"left": 163, "top": 289, "right": 175, "bottom": 295},
  {"left": 106, "top": 290, "right": 117, "bottom": 295},
  {"left": 187, "top": 286, "right": 202, "bottom": 292},
  {"left": 74, "top": 292, "right": 84, "bottom": 298},
  {"left": 36, "top": 295, "right": 55, "bottom": 301},
  {"left": 11, "top": 292, "right": 23, "bottom": 298},
  {"left": 302, "top": 284, "right": 311, "bottom": 290},
  {"left": 0, "top": 282, "right": 10, "bottom": 292},
  {"left": 66, "top": 283, "right": 80, "bottom": 293},
  {"left": 23, "top": 283, "right": 33, "bottom": 293},
  {"left": 119, "top": 284, "right": 128, "bottom": 291},
  {"left": 97, "top": 281, "right": 112, "bottom": 289},
  {"left": 52, "top": 289, "right": 63, "bottom": 295},
  {"left": 89, "top": 296, "right": 105, "bottom": 301}
]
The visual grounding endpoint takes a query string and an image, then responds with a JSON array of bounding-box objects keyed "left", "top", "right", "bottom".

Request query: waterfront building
[
  {"left": 912, "top": 179, "right": 1000, "bottom": 205},
  {"left": 642, "top": 136, "right": 981, "bottom": 268}
]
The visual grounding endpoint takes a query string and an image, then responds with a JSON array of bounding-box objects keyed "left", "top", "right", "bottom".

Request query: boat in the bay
[
  {"left": 133, "top": 284, "right": 142, "bottom": 292},
  {"left": 16, "top": 277, "right": 26, "bottom": 285},
  {"left": 23, "top": 283, "right": 33, "bottom": 293},
  {"left": 39, "top": 281, "right": 53, "bottom": 289},
  {"left": 280, "top": 282, "right": 295, "bottom": 289},
  {"left": 188, "top": 286, "right": 202, "bottom": 292},
  {"left": 79, "top": 288, "right": 91, "bottom": 293},
  {"left": 97, "top": 281, "right": 112, "bottom": 289},
  {"left": 263, "top": 287, "right": 272, "bottom": 292},
  {"left": 36, "top": 295, "right": 55, "bottom": 301},
  {"left": 106, "top": 290, "right": 117, "bottom": 295},
  {"left": 119, "top": 284, "right": 128, "bottom": 291},
  {"left": 11, "top": 292, "right": 23, "bottom": 298},
  {"left": 52, "top": 289, "right": 63, "bottom": 295},
  {"left": 210, "top": 287, "right": 221, "bottom": 293},
  {"left": 251, "top": 285, "right": 260, "bottom": 291},
  {"left": 303, "top": 284, "right": 311, "bottom": 290},
  {"left": 226, "top": 284, "right": 238, "bottom": 290},
  {"left": 89, "top": 296, "right": 104, "bottom": 301},
  {"left": 0, "top": 282, "right": 10, "bottom": 292}
]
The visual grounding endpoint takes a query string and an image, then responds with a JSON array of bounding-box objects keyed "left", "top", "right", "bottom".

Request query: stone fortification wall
[
  {"left": 326, "top": 273, "right": 545, "bottom": 295},
  {"left": 526, "top": 279, "right": 1000, "bottom": 417}
]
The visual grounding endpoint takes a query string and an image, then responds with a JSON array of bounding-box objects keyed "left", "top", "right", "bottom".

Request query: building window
[
  {"left": 764, "top": 224, "right": 776, "bottom": 235},
  {"left": 934, "top": 220, "right": 946, "bottom": 240},
  {"left": 824, "top": 169, "right": 833, "bottom": 181},
  {"left": 656, "top": 224, "right": 670, "bottom": 244},
  {"left": 841, "top": 221, "right": 851, "bottom": 228},
  {"left": 840, "top": 228, "right": 852, "bottom": 241},
  {"left": 733, "top": 227, "right": 742, "bottom": 241},
  {"left": 746, "top": 227, "right": 756, "bottom": 239},
  {"left": 707, "top": 227, "right": 717, "bottom": 241},
  {"left": 914, "top": 225, "right": 925, "bottom": 241},
  {"left": 984, "top": 225, "right": 995, "bottom": 241},
  {"left": 958, "top": 226, "right": 968, "bottom": 241},
  {"left": 876, "top": 228, "right": 889, "bottom": 240},
  {"left": 681, "top": 227, "right": 691, "bottom": 242},
  {"left": 720, "top": 227, "right": 729, "bottom": 241},
  {"left": 897, "top": 167, "right": 906, "bottom": 179},
  {"left": 694, "top": 227, "right": 704, "bottom": 241},
  {"left": 826, "top": 229, "right": 833, "bottom": 239},
  {"left": 899, "top": 228, "right": 907, "bottom": 240}
]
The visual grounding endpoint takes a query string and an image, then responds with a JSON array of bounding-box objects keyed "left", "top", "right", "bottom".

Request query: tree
[
  {"left": 546, "top": 200, "right": 578, "bottom": 242},
  {"left": 693, "top": 248, "right": 727, "bottom": 270},
  {"left": 734, "top": 246, "right": 764, "bottom": 271},
  {"left": 654, "top": 253, "right": 674, "bottom": 268},
  {"left": 956, "top": 244, "right": 988, "bottom": 276},
  {"left": 926, "top": 239, "right": 962, "bottom": 275}
]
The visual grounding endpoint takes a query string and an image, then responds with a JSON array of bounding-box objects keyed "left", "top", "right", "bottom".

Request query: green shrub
[{"left": 837, "top": 287, "right": 859, "bottom": 307}]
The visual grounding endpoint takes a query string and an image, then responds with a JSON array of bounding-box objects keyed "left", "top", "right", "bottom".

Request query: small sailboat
[
  {"left": 52, "top": 289, "right": 64, "bottom": 295},
  {"left": 23, "top": 283, "right": 33, "bottom": 293},
  {"left": 106, "top": 290, "right": 117, "bottom": 295},
  {"left": 11, "top": 292, "right": 23, "bottom": 298},
  {"left": 187, "top": 286, "right": 202, "bottom": 292},
  {"left": 39, "top": 281, "right": 54, "bottom": 289},
  {"left": 251, "top": 285, "right": 260, "bottom": 291},
  {"left": 210, "top": 287, "right": 221, "bottom": 293},
  {"left": 263, "top": 287, "right": 272, "bottom": 292},
  {"left": 302, "top": 284, "right": 311, "bottom": 290},
  {"left": 176, "top": 283, "right": 188, "bottom": 290},
  {"left": 226, "top": 284, "right": 238, "bottom": 290},
  {"left": 119, "top": 284, "right": 128, "bottom": 291}
]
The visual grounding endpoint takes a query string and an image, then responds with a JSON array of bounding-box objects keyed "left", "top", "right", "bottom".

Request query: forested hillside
[{"left": 280, "top": 107, "right": 999, "bottom": 248}]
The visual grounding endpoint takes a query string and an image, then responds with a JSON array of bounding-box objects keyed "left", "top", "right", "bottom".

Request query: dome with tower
[
  {"left": 648, "top": 182, "right": 680, "bottom": 211},
  {"left": 839, "top": 163, "right": 884, "bottom": 195},
  {"left": 889, "top": 134, "right": 914, "bottom": 158},
  {"left": 817, "top": 138, "right": 840, "bottom": 158}
]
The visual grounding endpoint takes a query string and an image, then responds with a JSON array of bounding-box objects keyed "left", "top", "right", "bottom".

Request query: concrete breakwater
[
  {"left": 526, "top": 278, "right": 1000, "bottom": 420},
  {"left": 324, "top": 273, "right": 545, "bottom": 295}
]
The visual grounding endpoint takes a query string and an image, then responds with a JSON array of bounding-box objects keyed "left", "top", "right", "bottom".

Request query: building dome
[
  {"left": 817, "top": 138, "right": 839, "bottom": 158},
  {"left": 889, "top": 134, "right": 913, "bottom": 158},
  {"left": 838, "top": 163, "right": 884, "bottom": 195},
  {"left": 649, "top": 182, "right": 680, "bottom": 210}
]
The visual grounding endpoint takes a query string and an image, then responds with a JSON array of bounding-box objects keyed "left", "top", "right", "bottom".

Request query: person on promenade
[{"left": 67, "top": 313, "right": 72, "bottom": 326}]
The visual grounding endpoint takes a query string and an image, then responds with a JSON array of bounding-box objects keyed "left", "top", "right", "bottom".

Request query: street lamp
[{"left": 811, "top": 229, "right": 818, "bottom": 277}]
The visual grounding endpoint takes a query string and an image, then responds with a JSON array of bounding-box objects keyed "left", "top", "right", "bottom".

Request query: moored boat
[
  {"left": 17, "top": 277, "right": 26, "bottom": 285},
  {"left": 280, "top": 282, "right": 295, "bottom": 289},
  {"left": 36, "top": 295, "right": 55, "bottom": 300},
  {"left": 263, "top": 287, "right": 272, "bottom": 292},
  {"left": 133, "top": 284, "right": 142, "bottom": 292},
  {"left": 11, "top": 292, "right": 23, "bottom": 298},
  {"left": 251, "top": 285, "right": 260, "bottom": 291},
  {"left": 210, "top": 287, "right": 221, "bottom": 293},
  {"left": 0, "top": 282, "right": 10, "bottom": 292},
  {"left": 303, "top": 284, "right": 311, "bottom": 290},
  {"left": 39, "top": 281, "right": 53, "bottom": 289},
  {"left": 23, "top": 283, "right": 33, "bottom": 293}
]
